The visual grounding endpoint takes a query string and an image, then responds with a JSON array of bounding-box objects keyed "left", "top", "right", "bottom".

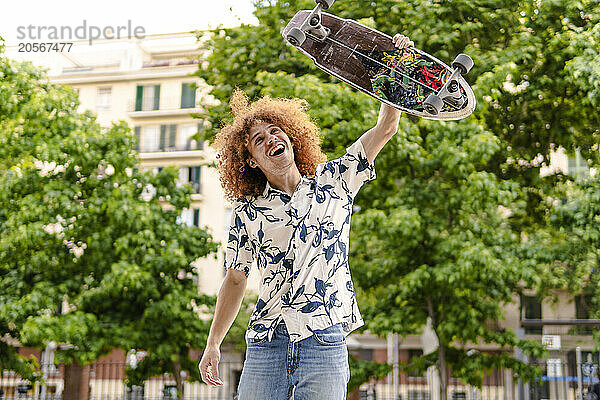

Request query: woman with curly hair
[{"left": 199, "top": 34, "right": 413, "bottom": 400}]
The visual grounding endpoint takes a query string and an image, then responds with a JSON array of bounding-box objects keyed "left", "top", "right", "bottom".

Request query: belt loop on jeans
[{"left": 276, "top": 320, "right": 288, "bottom": 335}]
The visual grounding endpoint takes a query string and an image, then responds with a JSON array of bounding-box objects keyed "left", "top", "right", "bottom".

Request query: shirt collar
[{"left": 262, "top": 176, "right": 312, "bottom": 198}]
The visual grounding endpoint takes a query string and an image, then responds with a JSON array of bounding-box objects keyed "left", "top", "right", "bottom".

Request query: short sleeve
[
  {"left": 318, "top": 139, "right": 376, "bottom": 197},
  {"left": 224, "top": 203, "right": 255, "bottom": 277}
]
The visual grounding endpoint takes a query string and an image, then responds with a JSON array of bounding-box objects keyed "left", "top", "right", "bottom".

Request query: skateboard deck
[{"left": 283, "top": 10, "right": 476, "bottom": 120}]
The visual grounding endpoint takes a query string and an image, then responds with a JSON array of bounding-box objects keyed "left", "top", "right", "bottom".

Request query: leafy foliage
[
  {"left": 0, "top": 45, "right": 219, "bottom": 392},
  {"left": 348, "top": 354, "right": 392, "bottom": 393},
  {"left": 193, "top": 0, "right": 600, "bottom": 396},
  {"left": 546, "top": 178, "right": 600, "bottom": 342}
]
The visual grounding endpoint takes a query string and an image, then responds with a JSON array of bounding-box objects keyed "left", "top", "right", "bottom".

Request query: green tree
[
  {"left": 0, "top": 36, "right": 39, "bottom": 383},
  {"left": 348, "top": 354, "right": 392, "bottom": 394},
  {"left": 350, "top": 119, "right": 548, "bottom": 397},
  {"left": 123, "top": 293, "right": 255, "bottom": 395},
  {"left": 543, "top": 177, "right": 600, "bottom": 343},
  {"left": 193, "top": 0, "right": 600, "bottom": 398},
  {"left": 0, "top": 45, "right": 218, "bottom": 397}
]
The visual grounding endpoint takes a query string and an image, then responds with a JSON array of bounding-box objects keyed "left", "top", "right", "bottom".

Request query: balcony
[
  {"left": 138, "top": 141, "right": 203, "bottom": 153},
  {"left": 127, "top": 96, "right": 203, "bottom": 118}
]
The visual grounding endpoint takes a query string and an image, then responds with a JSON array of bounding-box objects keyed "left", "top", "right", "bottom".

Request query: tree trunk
[
  {"left": 173, "top": 358, "right": 184, "bottom": 399},
  {"left": 427, "top": 296, "right": 448, "bottom": 400},
  {"left": 438, "top": 344, "right": 448, "bottom": 400},
  {"left": 348, "top": 388, "right": 361, "bottom": 400},
  {"left": 63, "top": 360, "right": 90, "bottom": 400}
]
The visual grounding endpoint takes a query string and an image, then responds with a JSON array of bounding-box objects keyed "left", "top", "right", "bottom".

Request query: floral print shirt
[{"left": 225, "top": 139, "right": 375, "bottom": 343}]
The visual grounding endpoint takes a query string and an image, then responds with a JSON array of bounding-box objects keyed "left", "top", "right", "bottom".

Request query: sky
[{"left": 0, "top": 0, "right": 258, "bottom": 45}]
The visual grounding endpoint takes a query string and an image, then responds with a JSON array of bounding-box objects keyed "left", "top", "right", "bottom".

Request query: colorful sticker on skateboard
[{"left": 355, "top": 48, "right": 457, "bottom": 111}]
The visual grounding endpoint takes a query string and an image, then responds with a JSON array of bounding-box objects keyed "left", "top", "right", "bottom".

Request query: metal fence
[
  {"left": 1, "top": 360, "right": 598, "bottom": 400},
  {"left": 355, "top": 368, "right": 504, "bottom": 400},
  {"left": 0, "top": 361, "right": 243, "bottom": 400},
  {"left": 353, "top": 360, "right": 599, "bottom": 400}
]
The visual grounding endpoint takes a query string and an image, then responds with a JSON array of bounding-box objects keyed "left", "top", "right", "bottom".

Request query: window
[
  {"left": 521, "top": 295, "right": 542, "bottom": 334},
  {"left": 178, "top": 166, "right": 202, "bottom": 193},
  {"left": 190, "top": 166, "right": 201, "bottom": 193},
  {"left": 193, "top": 208, "right": 200, "bottom": 227},
  {"left": 159, "top": 124, "right": 177, "bottom": 151},
  {"left": 179, "top": 123, "right": 204, "bottom": 150},
  {"left": 135, "top": 84, "right": 160, "bottom": 111},
  {"left": 196, "top": 122, "right": 205, "bottom": 150},
  {"left": 575, "top": 294, "right": 594, "bottom": 335},
  {"left": 408, "top": 349, "right": 424, "bottom": 377},
  {"left": 181, "top": 82, "right": 196, "bottom": 108},
  {"left": 134, "top": 127, "right": 141, "bottom": 151},
  {"left": 140, "top": 126, "right": 160, "bottom": 152},
  {"left": 179, "top": 208, "right": 200, "bottom": 227},
  {"left": 357, "top": 349, "right": 373, "bottom": 361},
  {"left": 576, "top": 294, "right": 592, "bottom": 319},
  {"left": 96, "top": 87, "right": 111, "bottom": 111}
]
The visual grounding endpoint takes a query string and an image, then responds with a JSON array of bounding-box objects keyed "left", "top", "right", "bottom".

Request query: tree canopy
[
  {"left": 0, "top": 42, "right": 219, "bottom": 395},
  {"left": 194, "top": 0, "right": 600, "bottom": 397}
]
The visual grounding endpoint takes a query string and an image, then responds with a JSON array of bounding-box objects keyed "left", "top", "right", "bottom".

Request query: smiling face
[{"left": 246, "top": 121, "right": 296, "bottom": 175}]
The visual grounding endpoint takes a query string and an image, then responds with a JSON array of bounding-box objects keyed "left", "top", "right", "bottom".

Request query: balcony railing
[
  {"left": 137, "top": 142, "right": 204, "bottom": 153},
  {"left": 128, "top": 97, "right": 201, "bottom": 114}
]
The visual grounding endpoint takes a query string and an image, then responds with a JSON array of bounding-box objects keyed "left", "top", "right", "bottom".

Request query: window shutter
[
  {"left": 180, "top": 84, "right": 186, "bottom": 108},
  {"left": 193, "top": 209, "right": 200, "bottom": 227},
  {"left": 181, "top": 83, "right": 196, "bottom": 109},
  {"left": 169, "top": 124, "right": 177, "bottom": 150},
  {"left": 135, "top": 85, "right": 143, "bottom": 111},
  {"left": 191, "top": 166, "right": 201, "bottom": 193},
  {"left": 134, "top": 126, "right": 141, "bottom": 151},
  {"left": 159, "top": 125, "right": 166, "bottom": 151},
  {"left": 153, "top": 84, "right": 161, "bottom": 110},
  {"left": 197, "top": 122, "right": 204, "bottom": 150}
]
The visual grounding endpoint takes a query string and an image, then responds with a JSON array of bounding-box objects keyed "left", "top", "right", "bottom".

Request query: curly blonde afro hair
[{"left": 214, "top": 89, "right": 327, "bottom": 200}]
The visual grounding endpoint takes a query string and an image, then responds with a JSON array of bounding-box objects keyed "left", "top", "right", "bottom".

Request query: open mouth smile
[{"left": 268, "top": 143, "right": 285, "bottom": 157}]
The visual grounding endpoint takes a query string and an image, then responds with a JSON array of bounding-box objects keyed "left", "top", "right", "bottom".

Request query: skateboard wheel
[
  {"left": 287, "top": 27, "right": 306, "bottom": 47},
  {"left": 316, "top": 0, "right": 335, "bottom": 10},
  {"left": 452, "top": 54, "right": 474, "bottom": 75},
  {"left": 423, "top": 94, "right": 443, "bottom": 115}
]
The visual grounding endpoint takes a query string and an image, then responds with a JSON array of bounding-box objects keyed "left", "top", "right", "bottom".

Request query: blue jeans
[{"left": 237, "top": 322, "right": 350, "bottom": 400}]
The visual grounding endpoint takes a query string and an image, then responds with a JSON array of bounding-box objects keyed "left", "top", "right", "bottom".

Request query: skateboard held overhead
[{"left": 283, "top": 0, "right": 476, "bottom": 120}]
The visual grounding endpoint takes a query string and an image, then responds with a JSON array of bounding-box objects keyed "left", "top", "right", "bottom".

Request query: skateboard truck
[
  {"left": 286, "top": 2, "right": 332, "bottom": 46},
  {"left": 423, "top": 54, "right": 474, "bottom": 115}
]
